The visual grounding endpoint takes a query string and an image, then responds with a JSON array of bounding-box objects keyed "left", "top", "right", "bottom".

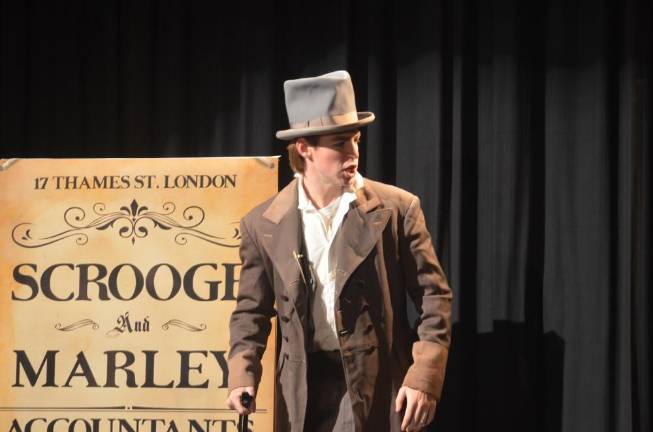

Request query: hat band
[{"left": 290, "top": 111, "right": 358, "bottom": 129}]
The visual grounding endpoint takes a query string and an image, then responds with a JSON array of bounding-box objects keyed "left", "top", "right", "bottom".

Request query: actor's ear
[{"left": 296, "top": 139, "right": 312, "bottom": 160}]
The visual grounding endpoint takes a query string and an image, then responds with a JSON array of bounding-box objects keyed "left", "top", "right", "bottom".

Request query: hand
[
  {"left": 226, "top": 386, "right": 256, "bottom": 415},
  {"left": 395, "top": 385, "right": 437, "bottom": 431}
]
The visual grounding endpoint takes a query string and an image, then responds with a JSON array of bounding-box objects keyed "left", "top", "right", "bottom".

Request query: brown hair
[{"left": 287, "top": 135, "right": 319, "bottom": 174}]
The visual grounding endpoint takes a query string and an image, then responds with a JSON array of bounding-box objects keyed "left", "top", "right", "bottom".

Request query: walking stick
[{"left": 237, "top": 392, "right": 252, "bottom": 432}]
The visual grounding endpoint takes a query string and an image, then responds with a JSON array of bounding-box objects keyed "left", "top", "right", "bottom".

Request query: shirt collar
[{"left": 296, "top": 172, "right": 364, "bottom": 211}]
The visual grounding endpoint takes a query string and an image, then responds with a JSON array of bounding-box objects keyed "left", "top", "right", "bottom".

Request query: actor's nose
[{"left": 344, "top": 139, "right": 359, "bottom": 159}]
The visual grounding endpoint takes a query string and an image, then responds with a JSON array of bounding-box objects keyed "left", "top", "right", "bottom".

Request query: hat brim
[{"left": 275, "top": 112, "right": 375, "bottom": 140}]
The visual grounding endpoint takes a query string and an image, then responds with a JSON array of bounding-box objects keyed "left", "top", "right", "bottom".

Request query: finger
[
  {"left": 421, "top": 408, "right": 430, "bottom": 425},
  {"left": 225, "top": 397, "right": 235, "bottom": 410},
  {"left": 418, "top": 399, "right": 435, "bottom": 430},
  {"left": 410, "top": 402, "right": 427, "bottom": 431},
  {"left": 406, "top": 419, "right": 422, "bottom": 432},
  {"left": 401, "top": 395, "right": 417, "bottom": 431},
  {"left": 230, "top": 396, "right": 245, "bottom": 414},
  {"left": 425, "top": 401, "right": 436, "bottom": 424},
  {"left": 419, "top": 401, "right": 431, "bottom": 423},
  {"left": 415, "top": 402, "right": 436, "bottom": 430},
  {"left": 395, "top": 387, "right": 407, "bottom": 412},
  {"left": 417, "top": 408, "right": 429, "bottom": 428}
]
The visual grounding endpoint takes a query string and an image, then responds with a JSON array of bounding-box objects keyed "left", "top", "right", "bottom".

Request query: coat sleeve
[
  {"left": 227, "top": 216, "right": 275, "bottom": 393},
  {"left": 399, "top": 196, "right": 453, "bottom": 401}
]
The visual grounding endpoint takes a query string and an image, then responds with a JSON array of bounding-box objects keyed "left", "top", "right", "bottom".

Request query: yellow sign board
[{"left": 0, "top": 157, "right": 278, "bottom": 432}]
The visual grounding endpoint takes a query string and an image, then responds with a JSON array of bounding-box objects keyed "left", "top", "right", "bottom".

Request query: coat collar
[
  {"left": 261, "top": 178, "right": 300, "bottom": 224},
  {"left": 261, "top": 175, "right": 375, "bottom": 223}
]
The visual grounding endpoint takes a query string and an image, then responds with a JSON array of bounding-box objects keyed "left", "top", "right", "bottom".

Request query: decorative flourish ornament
[
  {"left": 54, "top": 319, "right": 99, "bottom": 331},
  {"left": 161, "top": 319, "right": 207, "bottom": 332},
  {"left": 12, "top": 200, "right": 240, "bottom": 248}
]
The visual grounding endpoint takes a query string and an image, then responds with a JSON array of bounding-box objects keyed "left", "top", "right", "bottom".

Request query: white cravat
[{"left": 296, "top": 172, "right": 364, "bottom": 351}]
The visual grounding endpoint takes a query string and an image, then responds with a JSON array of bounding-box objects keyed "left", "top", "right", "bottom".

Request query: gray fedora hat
[{"left": 276, "top": 70, "right": 375, "bottom": 140}]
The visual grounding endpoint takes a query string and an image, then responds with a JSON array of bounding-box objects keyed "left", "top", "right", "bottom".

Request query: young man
[{"left": 227, "top": 70, "right": 452, "bottom": 432}]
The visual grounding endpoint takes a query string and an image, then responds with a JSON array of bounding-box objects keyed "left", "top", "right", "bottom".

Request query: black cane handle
[
  {"left": 238, "top": 392, "right": 252, "bottom": 432},
  {"left": 240, "top": 391, "right": 252, "bottom": 408}
]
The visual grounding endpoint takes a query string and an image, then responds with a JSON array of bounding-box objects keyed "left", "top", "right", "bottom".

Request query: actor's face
[{"left": 301, "top": 130, "right": 361, "bottom": 187}]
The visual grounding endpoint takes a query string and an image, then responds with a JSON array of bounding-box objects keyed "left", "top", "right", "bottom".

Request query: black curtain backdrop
[{"left": 1, "top": 1, "right": 651, "bottom": 431}]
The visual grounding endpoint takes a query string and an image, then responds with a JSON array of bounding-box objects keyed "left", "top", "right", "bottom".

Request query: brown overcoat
[{"left": 228, "top": 178, "right": 452, "bottom": 432}]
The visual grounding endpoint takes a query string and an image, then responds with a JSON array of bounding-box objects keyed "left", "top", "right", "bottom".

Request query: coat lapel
[
  {"left": 333, "top": 183, "right": 392, "bottom": 298},
  {"left": 259, "top": 179, "right": 306, "bottom": 309}
]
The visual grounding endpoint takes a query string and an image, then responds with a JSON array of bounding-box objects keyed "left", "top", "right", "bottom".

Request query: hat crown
[
  {"left": 276, "top": 70, "right": 374, "bottom": 140},
  {"left": 283, "top": 70, "right": 357, "bottom": 125}
]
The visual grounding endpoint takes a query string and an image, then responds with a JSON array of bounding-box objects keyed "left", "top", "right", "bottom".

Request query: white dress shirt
[{"left": 296, "top": 172, "right": 364, "bottom": 351}]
